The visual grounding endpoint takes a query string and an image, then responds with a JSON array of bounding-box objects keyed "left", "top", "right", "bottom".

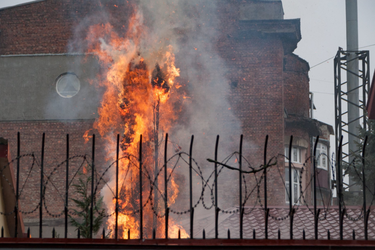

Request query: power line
[{"left": 309, "top": 43, "right": 375, "bottom": 70}]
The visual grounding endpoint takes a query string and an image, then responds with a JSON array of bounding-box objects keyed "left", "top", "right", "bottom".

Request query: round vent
[{"left": 56, "top": 73, "right": 80, "bottom": 98}]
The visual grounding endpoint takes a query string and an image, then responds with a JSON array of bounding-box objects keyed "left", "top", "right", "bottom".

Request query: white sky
[{"left": 1, "top": 0, "right": 374, "bottom": 140}]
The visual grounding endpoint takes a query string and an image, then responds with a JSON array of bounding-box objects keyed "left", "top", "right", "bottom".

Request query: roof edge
[{"left": 0, "top": 0, "right": 45, "bottom": 11}]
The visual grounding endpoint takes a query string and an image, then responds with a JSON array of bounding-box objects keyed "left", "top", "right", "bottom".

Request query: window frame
[
  {"left": 284, "top": 146, "right": 302, "bottom": 164},
  {"left": 285, "top": 167, "right": 300, "bottom": 205},
  {"left": 315, "top": 142, "right": 328, "bottom": 170}
]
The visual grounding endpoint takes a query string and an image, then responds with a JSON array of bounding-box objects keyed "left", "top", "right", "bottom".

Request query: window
[
  {"left": 285, "top": 146, "right": 302, "bottom": 163},
  {"left": 56, "top": 72, "right": 80, "bottom": 98},
  {"left": 285, "top": 168, "right": 300, "bottom": 204},
  {"left": 315, "top": 143, "right": 328, "bottom": 170}
]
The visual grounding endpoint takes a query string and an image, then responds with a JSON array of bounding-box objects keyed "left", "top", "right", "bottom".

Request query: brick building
[{"left": 0, "top": 0, "right": 333, "bottom": 238}]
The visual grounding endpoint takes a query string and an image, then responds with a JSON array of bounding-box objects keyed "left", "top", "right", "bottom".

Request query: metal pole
[
  {"left": 15, "top": 132, "right": 20, "bottom": 238},
  {"left": 115, "top": 134, "right": 119, "bottom": 240},
  {"left": 337, "top": 136, "right": 343, "bottom": 240},
  {"left": 214, "top": 135, "right": 219, "bottom": 239},
  {"left": 139, "top": 135, "right": 143, "bottom": 240},
  {"left": 288, "top": 136, "right": 293, "bottom": 239},
  {"left": 65, "top": 134, "right": 69, "bottom": 238},
  {"left": 362, "top": 136, "right": 368, "bottom": 240},
  {"left": 264, "top": 135, "right": 268, "bottom": 239},
  {"left": 39, "top": 133, "right": 45, "bottom": 238},
  {"left": 164, "top": 133, "right": 168, "bottom": 239},
  {"left": 189, "top": 135, "right": 194, "bottom": 239},
  {"left": 153, "top": 99, "right": 160, "bottom": 231},
  {"left": 239, "top": 134, "right": 243, "bottom": 239},
  {"left": 346, "top": 0, "right": 360, "bottom": 192},
  {"left": 313, "top": 136, "right": 319, "bottom": 240},
  {"left": 90, "top": 134, "right": 95, "bottom": 239}
]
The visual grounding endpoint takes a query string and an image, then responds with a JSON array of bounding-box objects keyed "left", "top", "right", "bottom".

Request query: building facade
[{"left": 0, "top": 0, "right": 333, "bottom": 238}]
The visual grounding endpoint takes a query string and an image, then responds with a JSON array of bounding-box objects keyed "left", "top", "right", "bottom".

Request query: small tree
[{"left": 69, "top": 169, "right": 105, "bottom": 238}]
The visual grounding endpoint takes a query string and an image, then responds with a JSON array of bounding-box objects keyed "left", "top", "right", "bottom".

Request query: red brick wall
[
  {"left": 0, "top": 120, "right": 110, "bottom": 218},
  {"left": 283, "top": 54, "right": 310, "bottom": 118},
  {"left": 0, "top": 0, "right": 134, "bottom": 55}
]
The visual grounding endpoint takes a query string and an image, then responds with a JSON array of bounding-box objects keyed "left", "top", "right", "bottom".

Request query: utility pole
[{"left": 346, "top": 0, "right": 360, "bottom": 193}]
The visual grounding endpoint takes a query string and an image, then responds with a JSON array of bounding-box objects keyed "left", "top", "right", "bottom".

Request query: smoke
[
  {"left": 60, "top": 0, "right": 245, "bottom": 234},
  {"left": 138, "top": 0, "right": 242, "bottom": 158},
  {"left": 136, "top": 0, "right": 244, "bottom": 217}
]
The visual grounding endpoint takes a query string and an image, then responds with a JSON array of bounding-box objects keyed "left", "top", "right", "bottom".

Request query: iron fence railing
[{"left": 0, "top": 132, "right": 374, "bottom": 240}]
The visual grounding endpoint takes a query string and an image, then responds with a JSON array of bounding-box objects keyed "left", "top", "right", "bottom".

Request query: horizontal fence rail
[{"left": 0, "top": 133, "right": 373, "bottom": 241}]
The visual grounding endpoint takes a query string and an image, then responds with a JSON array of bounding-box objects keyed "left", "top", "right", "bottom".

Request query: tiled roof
[{"left": 185, "top": 206, "right": 375, "bottom": 240}]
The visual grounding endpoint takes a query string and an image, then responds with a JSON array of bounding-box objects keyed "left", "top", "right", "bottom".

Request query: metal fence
[{"left": 1, "top": 132, "right": 374, "bottom": 240}]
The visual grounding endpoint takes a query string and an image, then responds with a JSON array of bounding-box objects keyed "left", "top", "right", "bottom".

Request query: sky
[{"left": 0, "top": 0, "right": 374, "bottom": 145}]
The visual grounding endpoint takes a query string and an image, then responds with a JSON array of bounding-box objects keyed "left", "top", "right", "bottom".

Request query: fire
[{"left": 84, "top": 6, "right": 187, "bottom": 239}]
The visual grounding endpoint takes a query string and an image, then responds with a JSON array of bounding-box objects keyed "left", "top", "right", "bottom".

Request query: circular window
[{"left": 56, "top": 73, "right": 80, "bottom": 98}]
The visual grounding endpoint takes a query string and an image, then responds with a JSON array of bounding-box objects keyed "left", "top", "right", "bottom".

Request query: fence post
[
  {"left": 214, "top": 135, "right": 219, "bottom": 239},
  {"left": 239, "top": 134, "right": 243, "bottom": 239},
  {"left": 65, "top": 134, "right": 69, "bottom": 239},
  {"left": 39, "top": 133, "right": 45, "bottom": 238},
  {"left": 264, "top": 135, "right": 268, "bottom": 239},
  {"left": 15, "top": 132, "right": 20, "bottom": 238},
  {"left": 139, "top": 135, "right": 143, "bottom": 240},
  {"left": 189, "top": 135, "right": 194, "bottom": 239},
  {"left": 288, "top": 136, "right": 293, "bottom": 240},
  {"left": 164, "top": 133, "right": 168, "bottom": 239},
  {"left": 90, "top": 134, "right": 95, "bottom": 239},
  {"left": 313, "top": 136, "right": 319, "bottom": 240},
  {"left": 362, "top": 136, "right": 368, "bottom": 240},
  {"left": 115, "top": 134, "right": 119, "bottom": 240}
]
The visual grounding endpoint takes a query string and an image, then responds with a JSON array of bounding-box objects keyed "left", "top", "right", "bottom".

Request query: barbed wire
[{"left": 2, "top": 148, "right": 375, "bottom": 235}]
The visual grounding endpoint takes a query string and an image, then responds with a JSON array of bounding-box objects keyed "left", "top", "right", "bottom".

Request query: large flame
[{"left": 84, "top": 8, "right": 188, "bottom": 239}]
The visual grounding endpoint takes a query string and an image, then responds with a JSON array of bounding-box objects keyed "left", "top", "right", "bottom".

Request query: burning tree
[{"left": 83, "top": 8, "right": 186, "bottom": 239}]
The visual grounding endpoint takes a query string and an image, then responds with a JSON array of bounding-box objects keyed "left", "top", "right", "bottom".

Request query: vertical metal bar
[
  {"left": 65, "top": 134, "right": 69, "bottom": 239},
  {"left": 90, "top": 134, "right": 95, "bottom": 239},
  {"left": 189, "top": 135, "right": 194, "bottom": 239},
  {"left": 362, "top": 55, "right": 368, "bottom": 133},
  {"left": 39, "top": 133, "right": 45, "bottom": 238},
  {"left": 264, "top": 135, "right": 268, "bottom": 239},
  {"left": 239, "top": 134, "right": 243, "bottom": 239},
  {"left": 139, "top": 135, "right": 143, "bottom": 240},
  {"left": 214, "top": 135, "right": 219, "bottom": 239},
  {"left": 164, "top": 133, "right": 168, "bottom": 239},
  {"left": 15, "top": 132, "right": 20, "bottom": 238},
  {"left": 337, "top": 136, "right": 343, "bottom": 240},
  {"left": 288, "top": 136, "right": 293, "bottom": 240},
  {"left": 153, "top": 100, "right": 160, "bottom": 232},
  {"left": 115, "top": 134, "right": 119, "bottom": 240},
  {"left": 313, "top": 136, "right": 319, "bottom": 240},
  {"left": 362, "top": 136, "right": 368, "bottom": 240}
]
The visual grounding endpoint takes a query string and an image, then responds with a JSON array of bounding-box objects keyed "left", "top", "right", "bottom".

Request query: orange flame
[{"left": 84, "top": 6, "right": 187, "bottom": 239}]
